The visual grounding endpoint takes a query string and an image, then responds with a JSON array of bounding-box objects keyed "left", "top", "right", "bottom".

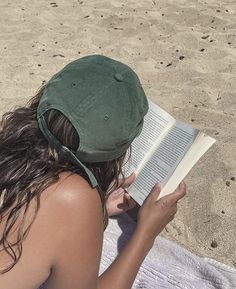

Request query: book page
[
  {"left": 158, "top": 132, "right": 216, "bottom": 199},
  {"left": 124, "top": 99, "right": 175, "bottom": 176},
  {"left": 127, "top": 120, "right": 199, "bottom": 205}
]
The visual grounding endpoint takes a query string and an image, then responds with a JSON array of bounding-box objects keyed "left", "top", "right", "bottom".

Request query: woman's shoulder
[
  {"left": 25, "top": 171, "right": 104, "bottom": 269},
  {"left": 39, "top": 171, "right": 103, "bottom": 223},
  {"left": 36, "top": 172, "right": 103, "bottom": 235},
  {"left": 36, "top": 172, "right": 104, "bottom": 280},
  {"left": 25, "top": 171, "right": 103, "bottom": 235},
  {"left": 0, "top": 174, "right": 104, "bottom": 289}
]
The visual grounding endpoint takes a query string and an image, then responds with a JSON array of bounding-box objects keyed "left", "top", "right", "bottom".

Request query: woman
[{"left": 0, "top": 55, "right": 186, "bottom": 289}]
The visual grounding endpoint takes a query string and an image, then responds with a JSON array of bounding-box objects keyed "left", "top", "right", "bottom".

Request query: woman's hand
[
  {"left": 137, "top": 182, "right": 186, "bottom": 241},
  {"left": 106, "top": 174, "right": 137, "bottom": 217}
]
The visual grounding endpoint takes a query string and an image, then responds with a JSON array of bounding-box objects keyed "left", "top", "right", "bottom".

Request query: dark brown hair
[{"left": 0, "top": 86, "right": 129, "bottom": 273}]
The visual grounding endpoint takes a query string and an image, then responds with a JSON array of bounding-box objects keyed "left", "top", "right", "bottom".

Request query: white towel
[{"left": 99, "top": 214, "right": 236, "bottom": 289}]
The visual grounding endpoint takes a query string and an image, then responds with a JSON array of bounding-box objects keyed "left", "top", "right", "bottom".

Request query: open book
[{"left": 125, "top": 99, "right": 216, "bottom": 205}]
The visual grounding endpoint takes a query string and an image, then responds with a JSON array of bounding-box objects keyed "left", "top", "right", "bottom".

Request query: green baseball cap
[{"left": 37, "top": 55, "right": 148, "bottom": 187}]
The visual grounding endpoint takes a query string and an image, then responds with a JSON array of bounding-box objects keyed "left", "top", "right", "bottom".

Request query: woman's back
[{"left": 0, "top": 172, "right": 104, "bottom": 289}]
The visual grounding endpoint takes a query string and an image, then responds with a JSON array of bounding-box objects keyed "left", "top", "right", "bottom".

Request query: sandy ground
[{"left": 0, "top": 0, "right": 235, "bottom": 268}]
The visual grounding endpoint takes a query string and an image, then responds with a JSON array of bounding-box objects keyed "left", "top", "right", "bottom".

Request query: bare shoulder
[
  {"left": 42, "top": 172, "right": 104, "bottom": 288},
  {"left": 45, "top": 170, "right": 103, "bottom": 223},
  {"left": 0, "top": 173, "right": 104, "bottom": 289},
  {"left": 29, "top": 171, "right": 104, "bottom": 259},
  {"left": 23, "top": 172, "right": 104, "bottom": 289},
  {"left": 40, "top": 171, "right": 103, "bottom": 218},
  {"left": 47, "top": 171, "right": 100, "bottom": 200}
]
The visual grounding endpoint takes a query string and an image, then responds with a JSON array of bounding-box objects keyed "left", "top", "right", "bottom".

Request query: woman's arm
[
  {"left": 98, "top": 226, "right": 153, "bottom": 289},
  {"left": 98, "top": 182, "right": 186, "bottom": 289}
]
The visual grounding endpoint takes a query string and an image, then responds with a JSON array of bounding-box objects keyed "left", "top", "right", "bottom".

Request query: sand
[{"left": 0, "top": 0, "right": 235, "bottom": 267}]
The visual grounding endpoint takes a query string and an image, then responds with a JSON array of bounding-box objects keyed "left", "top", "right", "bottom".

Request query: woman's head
[{"left": 37, "top": 55, "right": 149, "bottom": 187}]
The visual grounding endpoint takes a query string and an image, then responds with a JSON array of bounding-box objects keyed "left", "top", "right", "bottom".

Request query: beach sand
[{"left": 0, "top": 0, "right": 235, "bottom": 267}]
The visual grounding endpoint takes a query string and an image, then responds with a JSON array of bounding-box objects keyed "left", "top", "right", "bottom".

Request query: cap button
[{"left": 114, "top": 73, "right": 123, "bottom": 82}]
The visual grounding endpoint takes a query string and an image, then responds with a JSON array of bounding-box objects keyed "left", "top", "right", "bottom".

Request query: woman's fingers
[
  {"left": 124, "top": 192, "right": 137, "bottom": 209},
  {"left": 144, "top": 183, "right": 162, "bottom": 204},
  {"left": 137, "top": 182, "right": 185, "bottom": 240},
  {"left": 122, "top": 173, "right": 136, "bottom": 189},
  {"left": 164, "top": 181, "right": 186, "bottom": 204}
]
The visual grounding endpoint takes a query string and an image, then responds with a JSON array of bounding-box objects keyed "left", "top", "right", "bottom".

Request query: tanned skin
[{"left": 0, "top": 172, "right": 186, "bottom": 289}]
